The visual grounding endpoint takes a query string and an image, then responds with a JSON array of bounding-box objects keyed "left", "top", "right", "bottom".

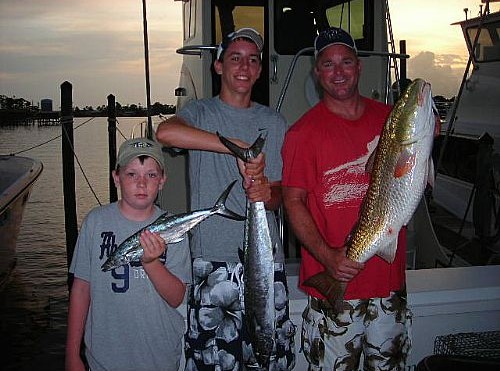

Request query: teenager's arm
[{"left": 156, "top": 115, "right": 248, "bottom": 153}]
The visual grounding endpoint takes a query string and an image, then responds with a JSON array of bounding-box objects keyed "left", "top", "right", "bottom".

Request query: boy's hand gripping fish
[{"left": 101, "top": 180, "right": 244, "bottom": 272}]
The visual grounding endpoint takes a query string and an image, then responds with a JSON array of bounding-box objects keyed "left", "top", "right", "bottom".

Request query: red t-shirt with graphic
[{"left": 282, "top": 98, "right": 406, "bottom": 300}]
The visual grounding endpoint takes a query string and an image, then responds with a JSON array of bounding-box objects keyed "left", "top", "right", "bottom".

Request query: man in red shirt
[{"left": 281, "top": 27, "right": 411, "bottom": 370}]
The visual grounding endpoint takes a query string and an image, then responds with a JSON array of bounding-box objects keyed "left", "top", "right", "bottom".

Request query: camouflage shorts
[
  {"left": 301, "top": 290, "right": 412, "bottom": 371},
  {"left": 184, "top": 258, "right": 296, "bottom": 371}
]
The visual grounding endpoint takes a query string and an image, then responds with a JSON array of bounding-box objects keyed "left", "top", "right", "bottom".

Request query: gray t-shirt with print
[{"left": 70, "top": 202, "right": 192, "bottom": 371}]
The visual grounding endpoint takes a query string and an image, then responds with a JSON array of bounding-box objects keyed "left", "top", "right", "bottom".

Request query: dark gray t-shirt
[
  {"left": 70, "top": 202, "right": 191, "bottom": 371},
  {"left": 178, "top": 96, "right": 287, "bottom": 263}
]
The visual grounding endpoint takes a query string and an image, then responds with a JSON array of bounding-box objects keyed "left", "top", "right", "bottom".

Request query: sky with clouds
[{"left": 0, "top": 0, "right": 498, "bottom": 108}]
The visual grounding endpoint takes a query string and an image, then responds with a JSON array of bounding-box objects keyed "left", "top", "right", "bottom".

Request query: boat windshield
[
  {"left": 466, "top": 18, "right": 500, "bottom": 62},
  {"left": 274, "top": 0, "right": 374, "bottom": 55}
]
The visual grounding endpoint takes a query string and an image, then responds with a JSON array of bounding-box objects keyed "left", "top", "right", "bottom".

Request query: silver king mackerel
[
  {"left": 218, "top": 133, "right": 275, "bottom": 370},
  {"left": 304, "top": 78, "right": 436, "bottom": 310},
  {"left": 101, "top": 180, "right": 244, "bottom": 272}
]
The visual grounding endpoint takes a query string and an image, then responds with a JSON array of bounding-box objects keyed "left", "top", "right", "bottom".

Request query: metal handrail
[
  {"left": 275, "top": 47, "right": 410, "bottom": 113},
  {"left": 176, "top": 45, "right": 218, "bottom": 56}
]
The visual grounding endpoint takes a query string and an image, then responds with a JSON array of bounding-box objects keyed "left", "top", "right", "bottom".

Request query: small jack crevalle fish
[
  {"left": 101, "top": 180, "right": 244, "bottom": 272},
  {"left": 303, "top": 78, "right": 436, "bottom": 309},
  {"left": 218, "top": 133, "right": 275, "bottom": 370}
]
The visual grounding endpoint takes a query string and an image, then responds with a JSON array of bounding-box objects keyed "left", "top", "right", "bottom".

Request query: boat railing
[
  {"left": 275, "top": 47, "right": 410, "bottom": 113},
  {"left": 176, "top": 45, "right": 218, "bottom": 56}
]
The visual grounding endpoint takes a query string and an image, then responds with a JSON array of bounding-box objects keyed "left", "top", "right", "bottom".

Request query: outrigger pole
[{"left": 141, "top": 0, "right": 153, "bottom": 139}]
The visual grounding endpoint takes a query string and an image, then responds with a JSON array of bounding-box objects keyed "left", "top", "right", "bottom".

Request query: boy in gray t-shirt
[{"left": 66, "top": 138, "right": 192, "bottom": 371}]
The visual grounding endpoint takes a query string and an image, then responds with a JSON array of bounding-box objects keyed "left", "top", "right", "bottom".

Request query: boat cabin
[{"left": 175, "top": 0, "right": 401, "bottom": 125}]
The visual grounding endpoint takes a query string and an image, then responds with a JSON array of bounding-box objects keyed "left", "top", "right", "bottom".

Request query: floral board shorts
[
  {"left": 184, "top": 257, "right": 296, "bottom": 371},
  {"left": 301, "top": 290, "right": 412, "bottom": 371}
]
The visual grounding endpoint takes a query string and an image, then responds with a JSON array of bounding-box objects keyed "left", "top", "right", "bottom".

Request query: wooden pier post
[
  {"left": 61, "top": 81, "right": 78, "bottom": 289},
  {"left": 107, "top": 94, "right": 118, "bottom": 203},
  {"left": 399, "top": 40, "right": 409, "bottom": 95}
]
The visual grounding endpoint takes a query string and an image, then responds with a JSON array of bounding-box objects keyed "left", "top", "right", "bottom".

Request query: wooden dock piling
[
  {"left": 60, "top": 81, "right": 78, "bottom": 289},
  {"left": 107, "top": 94, "right": 118, "bottom": 203}
]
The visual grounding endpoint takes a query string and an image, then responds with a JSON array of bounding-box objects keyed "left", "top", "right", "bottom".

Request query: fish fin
[
  {"left": 213, "top": 180, "right": 246, "bottom": 221},
  {"left": 303, "top": 271, "right": 346, "bottom": 310},
  {"left": 248, "top": 133, "right": 266, "bottom": 158},
  {"left": 160, "top": 232, "right": 184, "bottom": 243},
  {"left": 217, "top": 132, "right": 266, "bottom": 161},
  {"left": 426, "top": 157, "right": 435, "bottom": 189},
  {"left": 376, "top": 238, "right": 398, "bottom": 263},
  {"left": 394, "top": 150, "right": 416, "bottom": 178},
  {"left": 365, "top": 149, "right": 376, "bottom": 173},
  {"left": 238, "top": 247, "right": 245, "bottom": 264}
]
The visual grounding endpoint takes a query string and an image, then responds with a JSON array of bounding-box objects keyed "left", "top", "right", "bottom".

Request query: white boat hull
[{"left": 0, "top": 155, "right": 43, "bottom": 288}]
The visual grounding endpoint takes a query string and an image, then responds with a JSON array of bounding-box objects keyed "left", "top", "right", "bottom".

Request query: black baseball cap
[{"left": 314, "top": 27, "right": 357, "bottom": 57}]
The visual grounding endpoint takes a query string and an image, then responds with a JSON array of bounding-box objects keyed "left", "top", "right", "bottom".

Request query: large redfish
[{"left": 304, "top": 78, "right": 436, "bottom": 309}]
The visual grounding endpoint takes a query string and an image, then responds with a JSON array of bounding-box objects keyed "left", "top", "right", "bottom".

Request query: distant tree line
[
  {"left": 0, "top": 95, "right": 38, "bottom": 111},
  {"left": 0, "top": 94, "right": 176, "bottom": 118},
  {"left": 73, "top": 101, "right": 176, "bottom": 117}
]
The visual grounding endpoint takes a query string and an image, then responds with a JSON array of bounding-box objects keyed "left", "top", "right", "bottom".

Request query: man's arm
[{"left": 282, "top": 186, "right": 363, "bottom": 282}]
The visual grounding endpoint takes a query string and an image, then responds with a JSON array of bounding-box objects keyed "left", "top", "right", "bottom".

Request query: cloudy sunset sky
[{"left": 1, "top": 0, "right": 498, "bottom": 108}]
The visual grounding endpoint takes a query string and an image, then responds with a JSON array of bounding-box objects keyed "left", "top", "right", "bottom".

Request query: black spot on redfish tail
[{"left": 303, "top": 271, "right": 346, "bottom": 311}]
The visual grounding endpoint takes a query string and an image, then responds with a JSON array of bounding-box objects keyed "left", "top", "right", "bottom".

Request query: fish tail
[
  {"left": 217, "top": 132, "right": 266, "bottom": 161},
  {"left": 303, "top": 271, "right": 347, "bottom": 311},
  {"left": 213, "top": 180, "right": 246, "bottom": 221}
]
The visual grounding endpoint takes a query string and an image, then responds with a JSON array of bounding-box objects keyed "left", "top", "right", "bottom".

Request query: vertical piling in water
[
  {"left": 108, "top": 94, "right": 118, "bottom": 203},
  {"left": 61, "top": 81, "right": 78, "bottom": 289},
  {"left": 399, "top": 40, "right": 408, "bottom": 94}
]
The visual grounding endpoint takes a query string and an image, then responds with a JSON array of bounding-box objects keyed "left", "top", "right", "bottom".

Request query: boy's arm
[
  {"left": 140, "top": 230, "right": 187, "bottom": 308},
  {"left": 65, "top": 277, "right": 90, "bottom": 371}
]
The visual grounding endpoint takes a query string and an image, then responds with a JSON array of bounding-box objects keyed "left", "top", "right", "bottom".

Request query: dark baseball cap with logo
[
  {"left": 116, "top": 138, "right": 164, "bottom": 170},
  {"left": 314, "top": 26, "right": 357, "bottom": 57},
  {"left": 216, "top": 27, "right": 264, "bottom": 60}
]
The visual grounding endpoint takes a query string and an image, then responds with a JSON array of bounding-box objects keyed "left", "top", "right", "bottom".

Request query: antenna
[{"left": 141, "top": 0, "right": 153, "bottom": 140}]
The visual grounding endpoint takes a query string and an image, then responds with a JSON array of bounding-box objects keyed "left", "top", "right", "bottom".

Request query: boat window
[
  {"left": 274, "top": 0, "right": 373, "bottom": 55},
  {"left": 213, "top": 4, "right": 265, "bottom": 44},
  {"left": 467, "top": 19, "right": 500, "bottom": 62},
  {"left": 434, "top": 135, "right": 478, "bottom": 184},
  {"left": 211, "top": 1, "right": 268, "bottom": 105},
  {"left": 274, "top": 0, "right": 317, "bottom": 55},
  {"left": 183, "top": 0, "right": 197, "bottom": 41}
]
